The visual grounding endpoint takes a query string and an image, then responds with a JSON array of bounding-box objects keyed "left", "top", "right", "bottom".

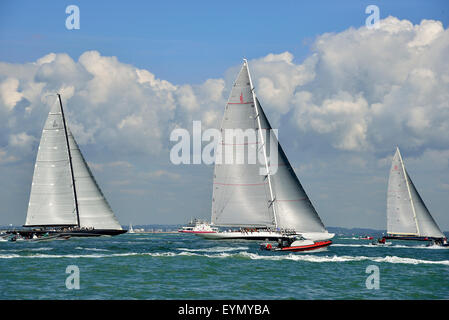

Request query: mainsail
[
  {"left": 25, "top": 94, "right": 122, "bottom": 231},
  {"left": 387, "top": 147, "right": 444, "bottom": 239},
  {"left": 25, "top": 96, "right": 78, "bottom": 226},
  {"left": 211, "top": 60, "right": 273, "bottom": 227},
  {"left": 211, "top": 60, "right": 327, "bottom": 234}
]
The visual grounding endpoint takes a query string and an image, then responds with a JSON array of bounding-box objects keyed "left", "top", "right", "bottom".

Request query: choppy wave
[
  {"left": 167, "top": 251, "right": 449, "bottom": 265},
  {"left": 333, "top": 243, "right": 448, "bottom": 250},
  {"left": 0, "top": 251, "right": 205, "bottom": 259},
  {"left": 177, "top": 246, "right": 249, "bottom": 253},
  {"left": 332, "top": 243, "right": 391, "bottom": 248},
  {"left": 237, "top": 252, "right": 449, "bottom": 265},
  {"left": 1, "top": 247, "right": 448, "bottom": 266},
  {"left": 0, "top": 247, "right": 54, "bottom": 252},
  {"left": 0, "top": 252, "right": 140, "bottom": 259},
  {"left": 175, "top": 251, "right": 449, "bottom": 266},
  {"left": 75, "top": 247, "right": 110, "bottom": 252}
]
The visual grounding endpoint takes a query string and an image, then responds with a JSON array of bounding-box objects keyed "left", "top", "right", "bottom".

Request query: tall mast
[
  {"left": 397, "top": 147, "right": 420, "bottom": 235},
  {"left": 244, "top": 59, "right": 278, "bottom": 228},
  {"left": 57, "top": 93, "right": 80, "bottom": 227}
]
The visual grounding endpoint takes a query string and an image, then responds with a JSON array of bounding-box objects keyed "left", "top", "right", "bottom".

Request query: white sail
[
  {"left": 387, "top": 149, "right": 418, "bottom": 235},
  {"left": 387, "top": 148, "right": 444, "bottom": 238},
  {"left": 25, "top": 99, "right": 78, "bottom": 226},
  {"left": 211, "top": 60, "right": 329, "bottom": 236},
  {"left": 257, "top": 100, "right": 326, "bottom": 233},
  {"left": 211, "top": 61, "right": 273, "bottom": 227},
  {"left": 25, "top": 95, "right": 122, "bottom": 231},
  {"left": 68, "top": 130, "right": 122, "bottom": 230}
]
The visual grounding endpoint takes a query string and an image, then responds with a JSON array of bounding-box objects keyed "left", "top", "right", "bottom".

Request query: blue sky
[
  {"left": 0, "top": 0, "right": 449, "bottom": 231},
  {"left": 1, "top": 0, "right": 447, "bottom": 84}
]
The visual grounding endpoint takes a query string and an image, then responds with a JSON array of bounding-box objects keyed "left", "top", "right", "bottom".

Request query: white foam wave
[
  {"left": 230, "top": 252, "right": 449, "bottom": 265},
  {"left": 1, "top": 250, "right": 448, "bottom": 266},
  {"left": 333, "top": 243, "right": 447, "bottom": 250},
  {"left": 0, "top": 251, "right": 200, "bottom": 259},
  {"left": 177, "top": 246, "right": 249, "bottom": 253},
  {"left": 0, "top": 247, "right": 54, "bottom": 252},
  {"left": 0, "top": 254, "right": 21, "bottom": 258},
  {"left": 75, "top": 247, "right": 110, "bottom": 252},
  {"left": 0, "top": 252, "right": 140, "bottom": 259},
  {"left": 332, "top": 243, "right": 391, "bottom": 248},
  {"left": 182, "top": 251, "right": 449, "bottom": 265}
]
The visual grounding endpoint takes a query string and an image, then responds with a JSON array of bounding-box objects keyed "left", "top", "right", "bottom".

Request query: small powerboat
[
  {"left": 371, "top": 237, "right": 393, "bottom": 246},
  {"left": 427, "top": 238, "right": 449, "bottom": 247},
  {"left": 178, "top": 218, "right": 218, "bottom": 234},
  {"left": 260, "top": 236, "right": 332, "bottom": 252}
]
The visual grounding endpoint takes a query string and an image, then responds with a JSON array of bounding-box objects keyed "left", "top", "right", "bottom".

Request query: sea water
[{"left": 0, "top": 233, "right": 448, "bottom": 299}]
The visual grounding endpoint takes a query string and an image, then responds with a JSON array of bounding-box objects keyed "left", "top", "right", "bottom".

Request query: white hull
[
  {"left": 178, "top": 221, "right": 218, "bottom": 234},
  {"left": 196, "top": 230, "right": 335, "bottom": 241},
  {"left": 195, "top": 230, "right": 286, "bottom": 240}
]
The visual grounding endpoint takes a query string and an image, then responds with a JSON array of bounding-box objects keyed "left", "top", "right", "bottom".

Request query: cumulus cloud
[
  {"left": 0, "top": 78, "right": 22, "bottom": 111},
  {"left": 8, "top": 132, "right": 36, "bottom": 154},
  {"left": 0, "top": 50, "right": 228, "bottom": 163},
  {"left": 195, "top": 17, "right": 448, "bottom": 158},
  {"left": 2, "top": 16, "right": 447, "bottom": 163},
  {"left": 290, "top": 17, "right": 449, "bottom": 154},
  {"left": 250, "top": 51, "right": 317, "bottom": 118}
]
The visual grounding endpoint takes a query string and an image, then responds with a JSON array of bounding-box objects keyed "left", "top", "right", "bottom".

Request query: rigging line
[
  {"left": 57, "top": 93, "right": 80, "bottom": 227},
  {"left": 398, "top": 149, "right": 420, "bottom": 236},
  {"left": 245, "top": 59, "right": 278, "bottom": 228}
]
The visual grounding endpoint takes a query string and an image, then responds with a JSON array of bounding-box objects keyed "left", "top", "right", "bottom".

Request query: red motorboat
[{"left": 260, "top": 236, "right": 332, "bottom": 252}]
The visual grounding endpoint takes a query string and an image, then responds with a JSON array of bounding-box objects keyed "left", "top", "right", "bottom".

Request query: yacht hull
[
  {"left": 196, "top": 231, "right": 335, "bottom": 241},
  {"left": 196, "top": 231, "right": 288, "bottom": 241},
  {"left": 8, "top": 229, "right": 127, "bottom": 238},
  {"left": 385, "top": 235, "right": 442, "bottom": 241},
  {"left": 179, "top": 230, "right": 217, "bottom": 234}
]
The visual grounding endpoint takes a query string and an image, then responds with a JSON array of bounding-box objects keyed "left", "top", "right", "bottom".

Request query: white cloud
[
  {"left": 250, "top": 51, "right": 316, "bottom": 117},
  {"left": 87, "top": 161, "right": 134, "bottom": 172},
  {"left": 0, "top": 50, "right": 230, "bottom": 162},
  {"left": 0, "top": 16, "right": 446, "bottom": 179},
  {"left": 8, "top": 132, "right": 36, "bottom": 153},
  {"left": 3, "top": 17, "right": 445, "bottom": 162},
  {"left": 294, "top": 91, "right": 370, "bottom": 150},
  {"left": 0, "top": 78, "right": 22, "bottom": 111},
  {"left": 146, "top": 169, "right": 181, "bottom": 181},
  {"left": 0, "top": 148, "right": 17, "bottom": 164},
  {"left": 231, "top": 16, "right": 449, "bottom": 154}
]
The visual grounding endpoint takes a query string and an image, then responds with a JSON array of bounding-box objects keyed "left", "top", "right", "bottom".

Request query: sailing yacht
[
  {"left": 19, "top": 94, "right": 126, "bottom": 238},
  {"left": 196, "top": 60, "right": 333, "bottom": 249},
  {"left": 384, "top": 147, "right": 447, "bottom": 246}
]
